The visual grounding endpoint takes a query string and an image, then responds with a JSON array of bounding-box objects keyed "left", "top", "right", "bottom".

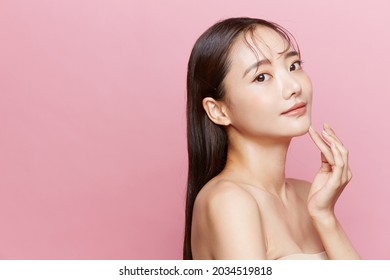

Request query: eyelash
[
  {"left": 290, "top": 60, "right": 304, "bottom": 71},
  {"left": 254, "top": 73, "right": 271, "bottom": 83},
  {"left": 253, "top": 60, "right": 304, "bottom": 83}
]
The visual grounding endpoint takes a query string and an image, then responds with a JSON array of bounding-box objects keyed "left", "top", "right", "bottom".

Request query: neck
[{"left": 223, "top": 134, "right": 291, "bottom": 196}]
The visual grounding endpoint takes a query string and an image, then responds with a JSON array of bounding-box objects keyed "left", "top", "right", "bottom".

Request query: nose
[{"left": 281, "top": 73, "right": 302, "bottom": 99}]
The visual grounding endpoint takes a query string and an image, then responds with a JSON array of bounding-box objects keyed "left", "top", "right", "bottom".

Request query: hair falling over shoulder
[{"left": 183, "top": 17, "right": 298, "bottom": 260}]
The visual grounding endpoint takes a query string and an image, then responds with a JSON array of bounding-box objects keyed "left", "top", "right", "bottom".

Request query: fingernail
[
  {"left": 323, "top": 123, "right": 332, "bottom": 132},
  {"left": 323, "top": 122, "right": 329, "bottom": 127},
  {"left": 322, "top": 130, "right": 330, "bottom": 137}
]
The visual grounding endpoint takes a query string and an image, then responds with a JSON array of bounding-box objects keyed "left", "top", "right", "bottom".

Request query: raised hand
[{"left": 307, "top": 123, "right": 352, "bottom": 219}]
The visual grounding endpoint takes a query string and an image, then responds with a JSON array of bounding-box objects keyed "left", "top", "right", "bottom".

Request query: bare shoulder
[
  {"left": 192, "top": 179, "right": 266, "bottom": 259},
  {"left": 287, "top": 178, "right": 312, "bottom": 200},
  {"left": 195, "top": 179, "right": 258, "bottom": 211}
]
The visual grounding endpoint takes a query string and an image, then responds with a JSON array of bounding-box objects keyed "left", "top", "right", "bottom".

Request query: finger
[
  {"left": 321, "top": 129, "right": 349, "bottom": 181},
  {"left": 323, "top": 123, "right": 344, "bottom": 146},
  {"left": 323, "top": 126, "right": 349, "bottom": 164},
  {"left": 309, "top": 126, "right": 335, "bottom": 165},
  {"left": 320, "top": 152, "right": 332, "bottom": 172},
  {"left": 326, "top": 142, "right": 345, "bottom": 189}
]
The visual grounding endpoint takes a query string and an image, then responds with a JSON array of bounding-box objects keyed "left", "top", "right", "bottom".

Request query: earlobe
[{"left": 202, "top": 97, "right": 231, "bottom": 126}]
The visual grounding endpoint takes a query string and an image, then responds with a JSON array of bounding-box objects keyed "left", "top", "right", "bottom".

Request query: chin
[{"left": 287, "top": 117, "right": 311, "bottom": 137}]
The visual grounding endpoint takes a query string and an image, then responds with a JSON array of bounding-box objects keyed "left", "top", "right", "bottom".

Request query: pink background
[{"left": 0, "top": 0, "right": 389, "bottom": 259}]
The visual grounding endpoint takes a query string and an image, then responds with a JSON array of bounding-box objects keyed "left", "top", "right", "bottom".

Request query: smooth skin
[{"left": 191, "top": 26, "right": 360, "bottom": 260}]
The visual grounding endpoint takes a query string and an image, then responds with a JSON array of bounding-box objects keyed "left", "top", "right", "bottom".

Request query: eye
[
  {"left": 254, "top": 73, "right": 271, "bottom": 83},
  {"left": 290, "top": 60, "right": 303, "bottom": 71}
]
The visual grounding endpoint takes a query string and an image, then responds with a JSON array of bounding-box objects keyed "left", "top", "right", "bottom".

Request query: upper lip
[{"left": 281, "top": 101, "right": 307, "bottom": 114}]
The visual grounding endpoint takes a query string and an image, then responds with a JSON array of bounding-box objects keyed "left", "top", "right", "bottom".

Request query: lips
[{"left": 281, "top": 102, "right": 307, "bottom": 115}]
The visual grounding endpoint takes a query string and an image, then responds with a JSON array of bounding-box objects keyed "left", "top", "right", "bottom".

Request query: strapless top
[{"left": 277, "top": 251, "right": 328, "bottom": 260}]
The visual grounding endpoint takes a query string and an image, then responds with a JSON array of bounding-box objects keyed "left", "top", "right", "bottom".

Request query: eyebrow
[
  {"left": 243, "top": 50, "right": 299, "bottom": 78},
  {"left": 243, "top": 58, "right": 271, "bottom": 78}
]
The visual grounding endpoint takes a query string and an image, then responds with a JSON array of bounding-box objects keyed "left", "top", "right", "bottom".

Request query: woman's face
[{"left": 222, "top": 25, "right": 312, "bottom": 141}]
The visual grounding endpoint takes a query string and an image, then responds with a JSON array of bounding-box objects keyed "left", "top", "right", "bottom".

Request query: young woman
[{"left": 183, "top": 17, "right": 360, "bottom": 260}]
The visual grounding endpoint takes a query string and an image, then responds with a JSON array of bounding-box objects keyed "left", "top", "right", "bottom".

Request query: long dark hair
[{"left": 183, "top": 17, "right": 299, "bottom": 260}]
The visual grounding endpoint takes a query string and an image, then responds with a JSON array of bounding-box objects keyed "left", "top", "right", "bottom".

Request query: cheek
[
  {"left": 228, "top": 88, "right": 275, "bottom": 115},
  {"left": 227, "top": 91, "right": 278, "bottom": 129}
]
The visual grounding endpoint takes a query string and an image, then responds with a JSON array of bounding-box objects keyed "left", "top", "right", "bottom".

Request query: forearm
[{"left": 312, "top": 213, "right": 360, "bottom": 260}]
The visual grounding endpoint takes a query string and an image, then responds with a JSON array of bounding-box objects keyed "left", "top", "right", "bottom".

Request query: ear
[{"left": 202, "top": 97, "right": 231, "bottom": 126}]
